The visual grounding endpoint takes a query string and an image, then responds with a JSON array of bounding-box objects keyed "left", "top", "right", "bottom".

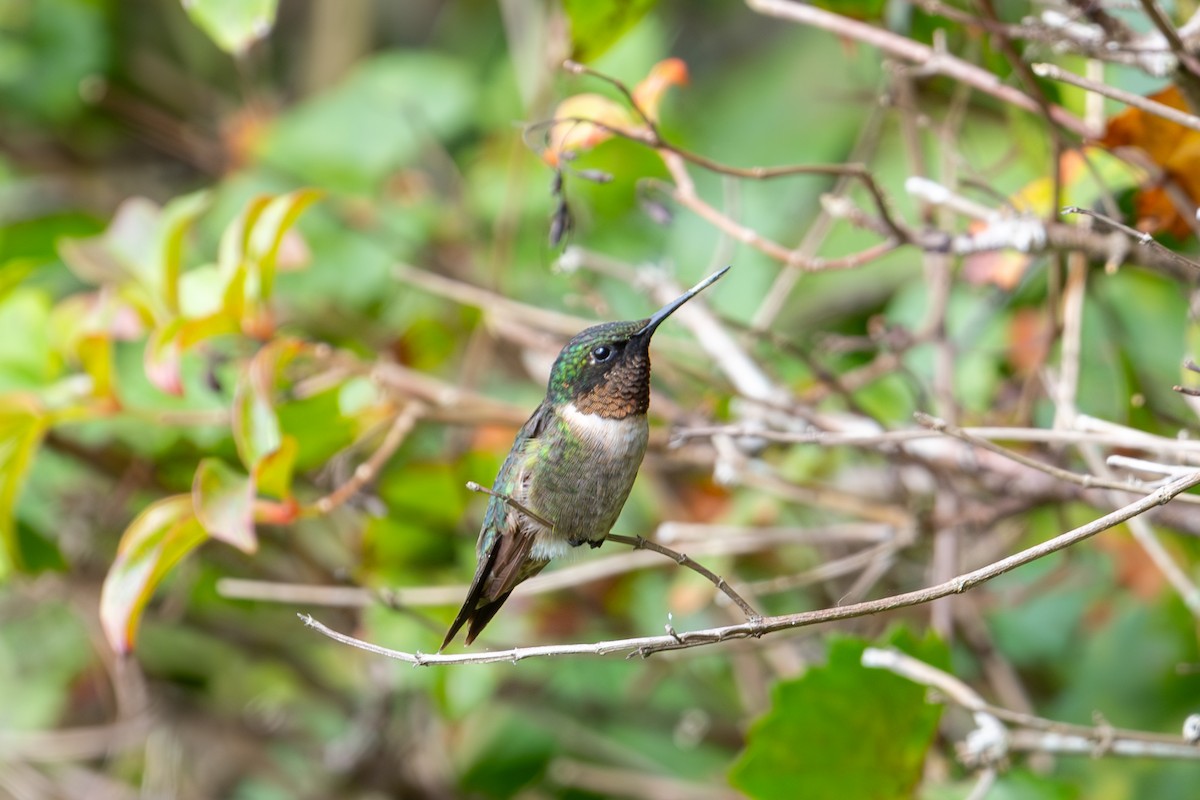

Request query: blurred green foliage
[{"left": 0, "top": 0, "right": 1198, "bottom": 798}]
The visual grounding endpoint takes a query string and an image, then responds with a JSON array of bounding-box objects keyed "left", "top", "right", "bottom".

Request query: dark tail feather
[
  {"left": 440, "top": 551, "right": 498, "bottom": 652},
  {"left": 464, "top": 592, "right": 514, "bottom": 645},
  {"left": 440, "top": 531, "right": 548, "bottom": 650},
  {"left": 439, "top": 589, "right": 514, "bottom": 651},
  {"left": 440, "top": 600, "right": 475, "bottom": 652}
]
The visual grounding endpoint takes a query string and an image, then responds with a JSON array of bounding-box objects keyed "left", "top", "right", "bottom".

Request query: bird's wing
[{"left": 440, "top": 402, "right": 554, "bottom": 650}]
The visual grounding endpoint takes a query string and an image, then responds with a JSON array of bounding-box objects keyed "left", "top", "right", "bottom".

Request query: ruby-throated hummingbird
[{"left": 441, "top": 266, "right": 730, "bottom": 649}]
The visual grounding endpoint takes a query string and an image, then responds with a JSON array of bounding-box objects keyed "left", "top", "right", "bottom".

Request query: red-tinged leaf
[
  {"left": 144, "top": 319, "right": 185, "bottom": 396},
  {"left": 246, "top": 188, "right": 321, "bottom": 300},
  {"left": 99, "top": 495, "right": 207, "bottom": 653},
  {"left": 156, "top": 190, "right": 211, "bottom": 315},
  {"left": 49, "top": 293, "right": 144, "bottom": 398},
  {"left": 253, "top": 496, "right": 300, "bottom": 525},
  {"left": 255, "top": 434, "right": 298, "bottom": 500},
  {"left": 0, "top": 398, "right": 47, "bottom": 572},
  {"left": 192, "top": 458, "right": 257, "bottom": 553},
  {"left": 232, "top": 338, "right": 302, "bottom": 470}
]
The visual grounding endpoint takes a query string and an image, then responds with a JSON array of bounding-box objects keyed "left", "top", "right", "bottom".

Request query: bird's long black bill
[{"left": 634, "top": 265, "right": 730, "bottom": 338}]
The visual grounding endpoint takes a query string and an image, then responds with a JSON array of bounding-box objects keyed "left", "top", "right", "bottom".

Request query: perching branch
[{"left": 300, "top": 469, "right": 1200, "bottom": 665}]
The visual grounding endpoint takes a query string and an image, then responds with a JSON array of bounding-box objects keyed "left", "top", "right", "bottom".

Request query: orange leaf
[
  {"left": 542, "top": 58, "right": 689, "bottom": 166},
  {"left": 1006, "top": 307, "right": 1052, "bottom": 376},
  {"left": 631, "top": 57, "right": 689, "bottom": 122},
  {"left": 1099, "top": 86, "right": 1200, "bottom": 237}
]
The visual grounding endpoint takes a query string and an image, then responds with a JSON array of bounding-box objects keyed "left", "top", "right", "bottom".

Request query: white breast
[{"left": 561, "top": 402, "right": 647, "bottom": 455}]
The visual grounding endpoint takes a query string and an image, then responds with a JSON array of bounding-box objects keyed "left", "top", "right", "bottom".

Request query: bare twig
[
  {"left": 914, "top": 412, "right": 1200, "bottom": 503},
  {"left": 745, "top": 0, "right": 1090, "bottom": 136},
  {"left": 300, "top": 469, "right": 1200, "bottom": 665},
  {"left": 1137, "top": 0, "right": 1200, "bottom": 108},
  {"left": 866, "top": 647, "right": 1200, "bottom": 760},
  {"left": 1062, "top": 206, "right": 1200, "bottom": 273},
  {"left": 606, "top": 533, "right": 760, "bottom": 620},
  {"left": 1032, "top": 62, "right": 1200, "bottom": 133},
  {"left": 306, "top": 401, "right": 425, "bottom": 515}
]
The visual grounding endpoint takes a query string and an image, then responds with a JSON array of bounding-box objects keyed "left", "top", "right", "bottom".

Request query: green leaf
[
  {"left": 99, "top": 495, "right": 208, "bottom": 653},
  {"left": 247, "top": 188, "right": 321, "bottom": 301},
  {"left": 563, "top": 0, "right": 658, "bottom": 62},
  {"left": 192, "top": 458, "right": 257, "bottom": 553},
  {"left": 180, "top": 0, "right": 278, "bottom": 55},
  {"left": 0, "top": 398, "right": 48, "bottom": 572},
  {"left": 0, "top": 259, "right": 37, "bottom": 301},
  {"left": 729, "top": 629, "right": 946, "bottom": 800},
  {"left": 0, "top": 288, "right": 57, "bottom": 391}
]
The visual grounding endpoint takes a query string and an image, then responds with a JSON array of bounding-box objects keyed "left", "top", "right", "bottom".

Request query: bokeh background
[{"left": 2, "top": 1, "right": 1199, "bottom": 798}]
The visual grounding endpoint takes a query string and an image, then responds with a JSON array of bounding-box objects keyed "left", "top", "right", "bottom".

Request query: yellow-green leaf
[
  {"left": 77, "top": 335, "right": 115, "bottom": 401},
  {"left": 192, "top": 458, "right": 257, "bottom": 553},
  {"left": 99, "top": 495, "right": 207, "bottom": 653},
  {"left": 156, "top": 190, "right": 211, "bottom": 315},
  {"left": 181, "top": 0, "right": 279, "bottom": 55},
  {"left": 218, "top": 194, "right": 271, "bottom": 283},
  {"left": 255, "top": 434, "right": 298, "bottom": 500},
  {"left": 247, "top": 188, "right": 321, "bottom": 301},
  {"left": 0, "top": 397, "right": 47, "bottom": 572}
]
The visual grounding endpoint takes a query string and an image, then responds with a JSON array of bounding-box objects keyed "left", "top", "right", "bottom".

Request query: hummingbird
[{"left": 441, "top": 266, "right": 730, "bottom": 649}]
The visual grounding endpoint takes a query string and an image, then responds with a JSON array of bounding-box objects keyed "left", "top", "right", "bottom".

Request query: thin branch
[
  {"left": 745, "top": 0, "right": 1090, "bottom": 137},
  {"left": 1032, "top": 62, "right": 1200, "bottom": 133},
  {"left": 606, "top": 533, "right": 761, "bottom": 620},
  {"left": 549, "top": 55, "right": 909, "bottom": 241},
  {"left": 300, "top": 469, "right": 1200, "bottom": 665},
  {"left": 673, "top": 422, "right": 1200, "bottom": 504},
  {"left": 1137, "top": 0, "right": 1200, "bottom": 109},
  {"left": 305, "top": 401, "right": 425, "bottom": 515},
  {"left": 866, "top": 647, "right": 1200, "bottom": 761},
  {"left": 1062, "top": 206, "right": 1200, "bottom": 273},
  {"left": 914, "top": 412, "right": 1200, "bottom": 502}
]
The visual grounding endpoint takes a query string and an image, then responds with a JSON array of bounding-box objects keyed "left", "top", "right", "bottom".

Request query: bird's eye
[{"left": 591, "top": 344, "right": 613, "bottom": 362}]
